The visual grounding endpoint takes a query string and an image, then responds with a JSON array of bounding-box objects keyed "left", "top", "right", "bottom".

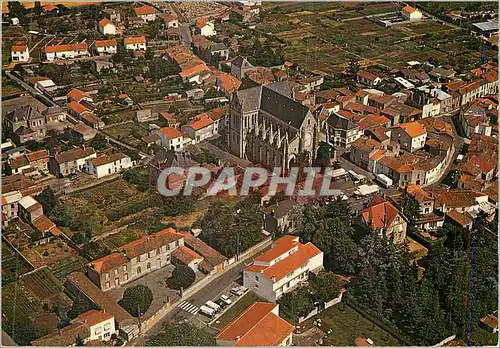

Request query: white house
[
  {"left": 95, "top": 39, "right": 117, "bottom": 55},
  {"left": 98, "top": 18, "right": 116, "bottom": 35},
  {"left": 391, "top": 121, "right": 427, "bottom": 153},
  {"left": 44, "top": 43, "right": 90, "bottom": 61},
  {"left": 85, "top": 152, "right": 133, "bottom": 179},
  {"left": 195, "top": 18, "right": 216, "bottom": 37},
  {"left": 75, "top": 310, "right": 116, "bottom": 342},
  {"left": 181, "top": 113, "right": 215, "bottom": 143},
  {"left": 402, "top": 5, "right": 422, "bottom": 21},
  {"left": 422, "top": 98, "right": 441, "bottom": 118},
  {"left": 164, "top": 14, "right": 179, "bottom": 28},
  {"left": 134, "top": 5, "right": 156, "bottom": 22},
  {"left": 243, "top": 235, "right": 324, "bottom": 302},
  {"left": 11, "top": 44, "right": 29, "bottom": 62},
  {"left": 124, "top": 36, "right": 146, "bottom": 51},
  {"left": 151, "top": 127, "right": 184, "bottom": 151}
]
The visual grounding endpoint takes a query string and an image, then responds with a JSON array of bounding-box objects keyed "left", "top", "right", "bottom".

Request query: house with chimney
[
  {"left": 134, "top": 5, "right": 156, "bottom": 22},
  {"left": 44, "top": 43, "right": 89, "bottom": 61},
  {"left": 391, "top": 121, "right": 427, "bottom": 153},
  {"left": 405, "top": 184, "right": 444, "bottom": 231},
  {"left": 74, "top": 310, "right": 116, "bottom": 343},
  {"left": 151, "top": 127, "right": 184, "bottom": 151},
  {"left": 243, "top": 235, "right": 323, "bottom": 302},
  {"left": 95, "top": 39, "right": 118, "bottom": 55},
  {"left": 98, "top": 18, "right": 116, "bottom": 35},
  {"left": 356, "top": 195, "right": 408, "bottom": 244},
  {"left": 87, "top": 228, "right": 184, "bottom": 291},
  {"left": 84, "top": 153, "right": 134, "bottom": 179},
  {"left": 263, "top": 199, "right": 299, "bottom": 234}
]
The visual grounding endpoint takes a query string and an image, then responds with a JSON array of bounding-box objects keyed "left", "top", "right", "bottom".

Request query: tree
[
  {"left": 89, "top": 133, "right": 108, "bottom": 150},
  {"left": 118, "top": 285, "right": 153, "bottom": 317},
  {"left": 199, "top": 192, "right": 263, "bottom": 257},
  {"left": 314, "top": 142, "right": 331, "bottom": 167},
  {"left": 123, "top": 167, "right": 149, "bottom": 192},
  {"left": 145, "top": 47, "right": 155, "bottom": 60},
  {"left": 309, "top": 271, "right": 341, "bottom": 304},
  {"left": 293, "top": 201, "right": 358, "bottom": 274},
  {"left": 146, "top": 323, "right": 216, "bottom": 346},
  {"left": 3, "top": 315, "right": 46, "bottom": 346},
  {"left": 8, "top": 2, "right": 25, "bottom": 20},
  {"left": 399, "top": 192, "right": 421, "bottom": 227},
  {"left": 49, "top": 203, "right": 74, "bottom": 227},
  {"left": 166, "top": 264, "right": 196, "bottom": 290},
  {"left": 75, "top": 335, "right": 85, "bottom": 346},
  {"left": 37, "top": 187, "right": 59, "bottom": 215},
  {"left": 279, "top": 287, "right": 315, "bottom": 318},
  {"left": 147, "top": 58, "right": 180, "bottom": 79}
]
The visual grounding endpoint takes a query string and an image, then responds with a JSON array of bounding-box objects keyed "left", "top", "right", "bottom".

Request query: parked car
[
  {"left": 216, "top": 299, "right": 229, "bottom": 309},
  {"left": 200, "top": 305, "right": 215, "bottom": 318},
  {"left": 220, "top": 294, "right": 232, "bottom": 305},
  {"left": 230, "top": 287, "right": 243, "bottom": 296},
  {"left": 205, "top": 300, "right": 221, "bottom": 313}
]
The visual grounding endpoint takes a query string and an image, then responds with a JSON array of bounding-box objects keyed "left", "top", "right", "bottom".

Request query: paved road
[{"left": 130, "top": 246, "right": 269, "bottom": 345}]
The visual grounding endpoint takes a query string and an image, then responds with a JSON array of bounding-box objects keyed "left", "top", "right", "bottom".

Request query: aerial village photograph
[{"left": 0, "top": 0, "right": 498, "bottom": 347}]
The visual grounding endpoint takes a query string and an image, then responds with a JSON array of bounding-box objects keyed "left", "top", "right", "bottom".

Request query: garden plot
[
  {"left": 21, "top": 267, "right": 72, "bottom": 308},
  {"left": 21, "top": 238, "right": 78, "bottom": 268},
  {"left": 2, "top": 281, "right": 43, "bottom": 322},
  {"left": 48, "top": 255, "right": 88, "bottom": 280},
  {"left": 2, "top": 244, "right": 34, "bottom": 284},
  {"left": 101, "top": 122, "right": 148, "bottom": 148}
]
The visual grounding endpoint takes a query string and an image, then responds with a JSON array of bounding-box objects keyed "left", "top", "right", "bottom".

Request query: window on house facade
[
  {"left": 105, "top": 281, "right": 110, "bottom": 288},
  {"left": 137, "top": 267, "right": 141, "bottom": 274},
  {"left": 124, "top": 273, "right": 128, "bottom": 281},
  {"left": 147, "top": 262, "right": 151, "bottom": 269},
  {"left": 123, "top": 265, "right": 127, "bottom": 272}
]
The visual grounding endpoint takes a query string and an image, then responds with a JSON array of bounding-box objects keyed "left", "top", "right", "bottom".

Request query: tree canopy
[
  {"left": 146, "top": 323, "right": 215, "bottom": 346},
  {"left": 293, "top": 200, "right": 358, "bottom": 274},
  {"left": 279, "top": 286, "right": 315, "bottom": 318},
  {"left": 37, "top": 187, "right": 59, "bottom": 215},
  {"left": 118, "top": 285, "right": 153, "bottom": 317},
  {"left": 166, "top": 264, "right": 196, "bottom": 290},
  {"left": 199, "top": 192, "right": 263, "bottom": 257}
]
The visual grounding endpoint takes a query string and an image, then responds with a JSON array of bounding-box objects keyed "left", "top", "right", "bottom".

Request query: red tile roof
[
  {"left": 196, "top": 17, "right": 207, "bottom": 29},
  {"left": 360, "top": 195, "right": 401, "bottom": 231},
  {"left": 396, "top": 121, "right": 427, "bottom": 138},
  {"left": 33, "top": 215, "right": 56, "bottom": 232},
  {"left": 124, "top": 36, "right": 146, "bottom": 45},
  {"left": 357, "top": 70, "right": 378, "bottom": 81},
  {"left": 67, "top": 88, "right": 90, "bottom": 102},
  {"left": 159, "top": 127, "right": 183, "bottom": 139},
  {"left": 77, "top": 309, "right": 114, "bottom": 326},
  {"left": 45, "top": 43, "right": 88, "bottom": 53},
  {"left": 119, "top": 228, "right": 183, "bottom": 259},
  {"left": 26, "top": 149, "right": 49, "bottom": 162},
  {"left": 402, "top": 5, "right": 418, "bottom": 14},
  {"left": 181, "top": 232, "right": 227, "bottom": 269},
  {"left": 96, "top": 39, "right": 117, "bottom": 48},
  {"left": 91, "top": 152, "right": 127, "bottom": 167},
  {"left": 98, "top": 18, "right": 113, "bottom": 27},
  {"left": 68, "top": 100, "right": 89, "bottom": 115},
  {"left": 216, "top": 302, "right": 294, "bottom": 346},
  {"left": 134, "top": 5, "right": 155, "bottom": 16},
  {"left": 246, "top": 235, "right": 322, "bottom": 282},
  {"left": 187, "top": 113, "right": 214, "bottom": 131},
  {"left": 11, "top": 44, "right": 27, "bottom": 52},
  {"left": 172, "top": 245, "right": 203, "bottom": 265}
]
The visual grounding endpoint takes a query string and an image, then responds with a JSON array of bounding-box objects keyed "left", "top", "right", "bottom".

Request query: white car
[
  {"left": 220, "top": 294, "right": 232, "bottom": 305},
  {"left": 230, "top": 287, "right": 243, "bottom": 296}
]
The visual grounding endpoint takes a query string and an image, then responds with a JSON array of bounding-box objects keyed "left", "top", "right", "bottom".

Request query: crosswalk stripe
[{"left": 179, "top": 301, "right": 200, "bottom": 315}]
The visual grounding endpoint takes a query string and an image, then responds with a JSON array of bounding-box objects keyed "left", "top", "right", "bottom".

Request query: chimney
[
  {"left": 235, "top": 336, "right": 241, "bottom": 341},
  {"left": 271, "top": 275, "right": 276, "bottom": 282}
]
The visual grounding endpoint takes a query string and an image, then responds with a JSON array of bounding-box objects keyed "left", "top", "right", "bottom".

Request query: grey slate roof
[
  {"left": 232, "top": 56, "right": 253, "bottom": 69},
  {"left": 7, "top": 105, "right": 44, "bottom": 123},
  {"left": 260, "top": 86, "right": 310, "bottom": 129},
  {"left": 472, "top": 18, "right": 498, "bottom": 32},
  {"left": 210, "top": 42, "right": 227, "bottom": 53},
  {"left": 235, "top": 81, "right": 308, "bottom": 129},
  {"left": 264, "top": 199, "right": 298, "bottom": 218},
  {"left": 14, "top": 126, "right": 36, "bottom": 135},
  {"left": 327, "top": 113, "right": 358, "bottom": 130}
]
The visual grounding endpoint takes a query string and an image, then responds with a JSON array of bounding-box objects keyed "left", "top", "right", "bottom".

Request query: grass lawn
[
  {"left": 102, "top": 122, "right": 148, "bottom": 148},
  {"left": 211, "top": 291, "right": 258, "bottom": 330},
  {"left": 318, "top": 304, "right": 402, "bottom": 346}
]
